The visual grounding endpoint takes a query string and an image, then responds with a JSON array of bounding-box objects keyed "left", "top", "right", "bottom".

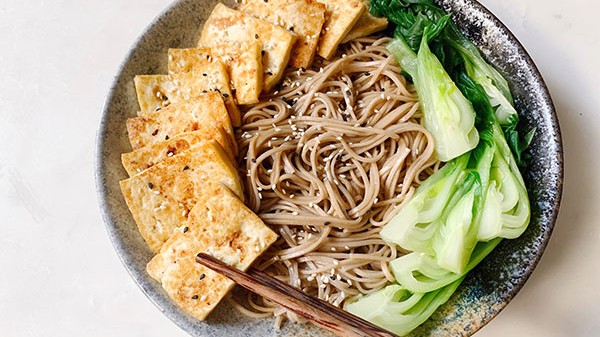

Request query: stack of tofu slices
[{"left": 119, "top": 0, "right": 387, "bottom": 321}]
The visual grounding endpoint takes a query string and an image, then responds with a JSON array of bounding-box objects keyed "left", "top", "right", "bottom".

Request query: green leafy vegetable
[
  {"left": 345, "top": 2, "right": 533, "bottom": 334},
  {"left": 374, "top": 0, "right": 534, "bottom": 165},
  {"left": 345, "top": 278, "right": 463, "bottom": 337},
  {"left": 380, "top": 154, "right": 469, "bottom": 255},
  {"left": 388, "top": 29, "right": 479, "bottom": 162}
]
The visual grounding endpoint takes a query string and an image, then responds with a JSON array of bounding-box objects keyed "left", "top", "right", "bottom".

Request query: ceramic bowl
[{"left": 96, "top": 0, "right": 563, "bottom": 335}]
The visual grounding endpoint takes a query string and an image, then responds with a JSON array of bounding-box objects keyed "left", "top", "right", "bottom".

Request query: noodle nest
[{"left": 233, "top": 36, "right": 439, "bottom": 324}]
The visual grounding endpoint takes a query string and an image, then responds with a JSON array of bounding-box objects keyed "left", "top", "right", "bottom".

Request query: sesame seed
[
  {"left": 199, "top": 274, "right": 205, "bottom": 280},
  {"left": 183, "top": 165, "right": 190, "bottom": 171},
  {"left": 191, "top": 295, "right": 199, "bottom": 300},
  {"left": 255, "top": 34, "right": 259, "bottom": 39},
  {"left": 183, "top": 226, "right": 189, "bottom": 233},
  {"left": 200, "top": 295, "right": 207, "bottom": 301}
]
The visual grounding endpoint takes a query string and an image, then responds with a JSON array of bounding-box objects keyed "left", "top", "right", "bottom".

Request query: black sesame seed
[
  {"left": 155, "top": 107, "right": 162, "bottom": 112},
  {"left": 324, "top": 221, "right": 331, "bottom": 226},
  {"left": 191, "top": 295, "right": 199, "bottom": 300},
  {"left": 365, "top": 72, "right": 371, "bottom": 76},
  {"left": 330, "top": 275, "right": 336, "bottom": 280},
  {"left": 289, "top": 26, "right": 294, "bottom": 32},
  {"left": 183, "top": 226, "right": 189, "bottom": 233},
  {"left": 345, "top": 90, "right": 351, "bottom": 96},
  {"left": 165, "top": 135, "right": 169, "bottom": 140},
  {"left": 255, "top": 34, "right": 259, "bottom": 39},
  {"left": 202, "top": 73, "right": 207, "bottom": 77},
  {"left": 266, "top": 71, "right": 273, "bottom": 76},
  {"left": 199, "top": 274, "right": 206, "bottom": 280},
  {"left": 251, "top": 158, "right": 257, "bottom": 163},
  {"left": 151, "top": 129, "right": 159, "bottom": 136},
  {"left": 148, "top": 182, "right": 154, "bottom": 189},
  {"left": 222, "top": 93, "right": 229, "bottom": 98},
  {"left": 162, "top": 95, "right": 168, "bottom": 100},
  {"left": 202, "top": 89, "right": 207, "bottom": 93},
  {"left": 183, "top": 165, "right": 190, "bottom": 171}
]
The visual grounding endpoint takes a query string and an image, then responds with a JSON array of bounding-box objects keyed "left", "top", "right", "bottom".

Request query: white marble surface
[{"left": 0, "top": 0, "right": 597, "bottom": 336}]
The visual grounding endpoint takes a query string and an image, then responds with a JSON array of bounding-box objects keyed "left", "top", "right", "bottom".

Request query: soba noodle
[{"left": 233, "top": 36, "right": 439, "bottom": 325}]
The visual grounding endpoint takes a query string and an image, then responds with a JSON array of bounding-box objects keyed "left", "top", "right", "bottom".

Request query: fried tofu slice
[
  {"left": 316, "top": 0, "right": 365, "bottom": 59},
  {"left": 341, "top": 1, "right": 388, "bottom": 44},
  {"left": 146, "top": 182, "right": 277, "bottom": 321},
  {"left": 134, "top": 66, "right": 240, "bottom": 127},
  {"left": 120, "top": 143, "right": 244, "bottom": 252},
  {"left": 239, "top": 0, "right": 326, "bottom": 69},
  {"left": 200, "top": 3, "right": 296, "bottom": 92},
  {"left": 121, "top": 131, "right": 234, "bottom": 176},
  {"left": 125, "top": 92, "right": 237, "bottom": 158},
  {"left": 170, "top": 46, "right": 262, "bottom": 105}
]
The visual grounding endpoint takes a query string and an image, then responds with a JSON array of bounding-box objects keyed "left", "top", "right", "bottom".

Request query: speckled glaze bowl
[{"left": 95, "top": 0, "right": 563, "bottom": 336}]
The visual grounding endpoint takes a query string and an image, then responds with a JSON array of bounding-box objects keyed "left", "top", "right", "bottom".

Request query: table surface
[{"left": 1, "top": 0, "right": 597, "bottom": 336}]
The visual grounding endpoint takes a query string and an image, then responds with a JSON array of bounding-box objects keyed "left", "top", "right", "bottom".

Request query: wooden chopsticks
[{"left": 196, "top": 253, "right": 398, "bottom": 337}]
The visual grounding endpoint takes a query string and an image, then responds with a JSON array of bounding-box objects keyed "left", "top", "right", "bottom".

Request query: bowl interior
[{"left": 96, "top": 0, "right": 563, "bottom": 336}]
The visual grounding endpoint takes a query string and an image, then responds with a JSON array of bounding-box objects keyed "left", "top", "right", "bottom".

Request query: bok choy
[
  {"left": 345, "top": 1, "right": 532, "bottom": 334},
  {"left": 387, "top": 24, "right": 479, "bottom": 162}
]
